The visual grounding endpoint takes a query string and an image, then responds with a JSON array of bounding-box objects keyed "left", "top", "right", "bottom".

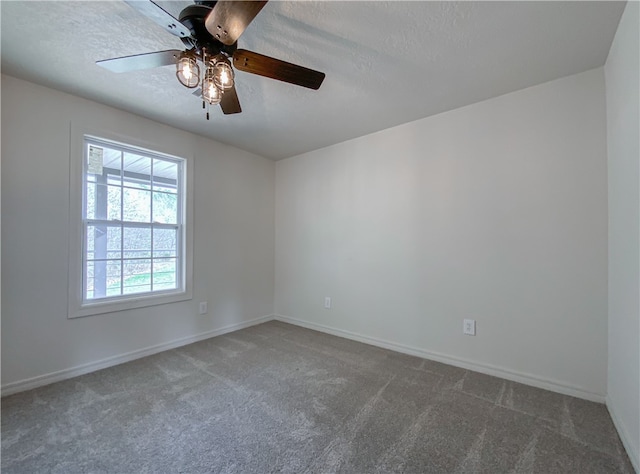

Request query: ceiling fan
[{"left": 97, "top": 0, "right": 326, "bottom": 116}]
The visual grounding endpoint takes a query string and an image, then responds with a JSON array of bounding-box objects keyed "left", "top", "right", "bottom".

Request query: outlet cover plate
[{"left": 463, "top": 319, "right": 476, "bottom": 336}]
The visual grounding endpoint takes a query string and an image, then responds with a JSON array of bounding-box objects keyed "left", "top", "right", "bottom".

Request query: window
[{"left": 69, "top": 130, "right": 193, "bottom": 318}]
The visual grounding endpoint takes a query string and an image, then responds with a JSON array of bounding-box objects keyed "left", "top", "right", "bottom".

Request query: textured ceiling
[{"left": 1, "top": 1, "right": 625, "bottom": 160}]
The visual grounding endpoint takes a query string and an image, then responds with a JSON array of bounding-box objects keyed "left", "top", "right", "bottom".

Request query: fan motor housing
[{"left": 179, "top": 4, "right": 236, "bottom": 56}]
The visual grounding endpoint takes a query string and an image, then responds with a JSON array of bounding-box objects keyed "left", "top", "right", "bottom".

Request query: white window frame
[{"left": 68, "top": 125, "right": 193, "bottom": 318}]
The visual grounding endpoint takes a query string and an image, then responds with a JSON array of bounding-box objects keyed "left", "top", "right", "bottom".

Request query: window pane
[
  {"left": 86, "top": 181, "right": 96, "bottom": 219},
  {"left": 106, "top": 260, "right": 122, "bottom": 297},
  {"left": 85, "top": 261, "right": 94, "bottom": 299},
  {"left": 107, "top": 226, "right": 122, "bottom": 259},
  {"left": 123, "top": 259, "right": 151, "bottom": 295},
  {"left": 153, "top": 258, "right": 177, "bottom": 290},
  {"left": 86, "top": 224, "right": 109, "bottom": 261},
  {"left": 107, "top": 185, "right": 122, "bottom": 220},
  {"left": 153, "top": 159, "right": 178, "bottom": 194},
  {"left": 102, "top": 148, "right": 122, "bottom": 174},
  {"left": 94, "top": 261, "right": 107, "bottom": 299},
  {"left": 123, "top": 188, "right": 151, "bottom": 222},
  {"left": 86, "top": 225, "right": 95, "bottom": 255},
  {"left": 123, "top": 227, "right": 151, "bottom": 258},
  {"left": 152, "top": 192, "right": 178, "bottom": 224},
  {"left": 124, "top": 153, "right": 152, "bottom": 190},
  {"left": 153, "top": 228, "right": 177, "bottom": 258},
  {"left": 87, "top": 183, "right": 121, "bottom": 220}
]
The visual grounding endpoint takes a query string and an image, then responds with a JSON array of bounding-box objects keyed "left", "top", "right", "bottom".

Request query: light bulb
[
  {"left": 202, "top": 75, "right": 222, "bottom": 105},
  {"left": 183, "top": 63, "right": 192, "bottom": 80},
  {"left": 176, "top": 52, "right": 199, "bottom": 88},
  {"left": 212, "top": 58, "right": 234, "bottom": 91}
]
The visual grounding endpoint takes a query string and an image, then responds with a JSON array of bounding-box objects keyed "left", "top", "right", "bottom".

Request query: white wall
[
  {"left": 1, "top": 75, "right": 275, "bottom": 390},
  {"left": 275, "top": 68, "right": 608, "bottom": 400},
  {"left": 605, "top": 2, "right": 640, "bottom": 470}
]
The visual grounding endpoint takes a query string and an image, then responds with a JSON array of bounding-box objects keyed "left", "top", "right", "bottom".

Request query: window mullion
[
  {"left": 177, "top": 162, "right": 183, "bottom": 289},
  {"left": 150, "top": 157, "right": 154, "bottom": 293},
  {"left": 86, "top": 219, "right": 169, "bottom": 229},
  {"left": 94, "top": 157, "right": 108, "bottom": 298},
  {"left": 119, "top": 149, "right": 124, "bottom": 297}
]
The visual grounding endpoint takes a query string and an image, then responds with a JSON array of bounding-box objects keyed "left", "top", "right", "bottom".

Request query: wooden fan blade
[
  {"left": 220, "top": 84, "right": 242, "bottom": 114},
  {"left": 233, "top": 49, "right": 325, "bottom": 90},
  {"left": 125, "top": 0, "right": 192, "bottom": 38},
  {"left": 205, "top": 1, "right": 268, "bottom": 46},
  {"left": 96, "top": 50, "right": 182, "bottom": 73}
]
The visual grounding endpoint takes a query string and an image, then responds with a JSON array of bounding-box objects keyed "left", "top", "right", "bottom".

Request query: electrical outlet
[
  {"left": 324, "top": 297, "right": 331, "bottom": 309},
  {"left": 463, "top": 319, "right": 476, "bottom": 336},
  {"left": 199, "top": 302, "right": 208, "bottom": 315}
]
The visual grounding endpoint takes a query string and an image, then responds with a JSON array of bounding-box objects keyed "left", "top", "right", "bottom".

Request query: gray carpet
[{"left": 1, "top": 321, "right": 635, "bottom": 473}]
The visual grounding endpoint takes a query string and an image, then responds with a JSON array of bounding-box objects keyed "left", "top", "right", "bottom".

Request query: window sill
[{"left": 68, "top": 289, "right": 192, "bottom": 319}]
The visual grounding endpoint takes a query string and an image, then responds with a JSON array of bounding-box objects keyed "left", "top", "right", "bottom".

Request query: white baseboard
[
  {"left": 606, "top": 395, "right": 640, "bottom": 473},
  {"left": 1, "top": 314, "right": 275, "bottom": 397},
  {"left": 3, "top": 313, "right": 608, "bottom": 405},
  {"left": 274, "top": 314, "right": 606, "bottom": 403}
]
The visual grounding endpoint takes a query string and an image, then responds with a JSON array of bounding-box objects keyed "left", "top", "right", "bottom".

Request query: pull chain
[{"left": 202, "top": 49, "right": 208, "bottom": 119}]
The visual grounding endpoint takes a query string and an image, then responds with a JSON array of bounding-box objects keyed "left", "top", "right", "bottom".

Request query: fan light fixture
[
  {"left": 212, "top": 56, "right": 234, "bottom": 90},
  {"left": 97, "top": 0, "right": 326, "bottom": 118},
  {"left": 203, "top": 67, "right": 222, "bottom": 105},
  {"left": 176, "top": 52, "right": 200, "bottom": 88}
]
